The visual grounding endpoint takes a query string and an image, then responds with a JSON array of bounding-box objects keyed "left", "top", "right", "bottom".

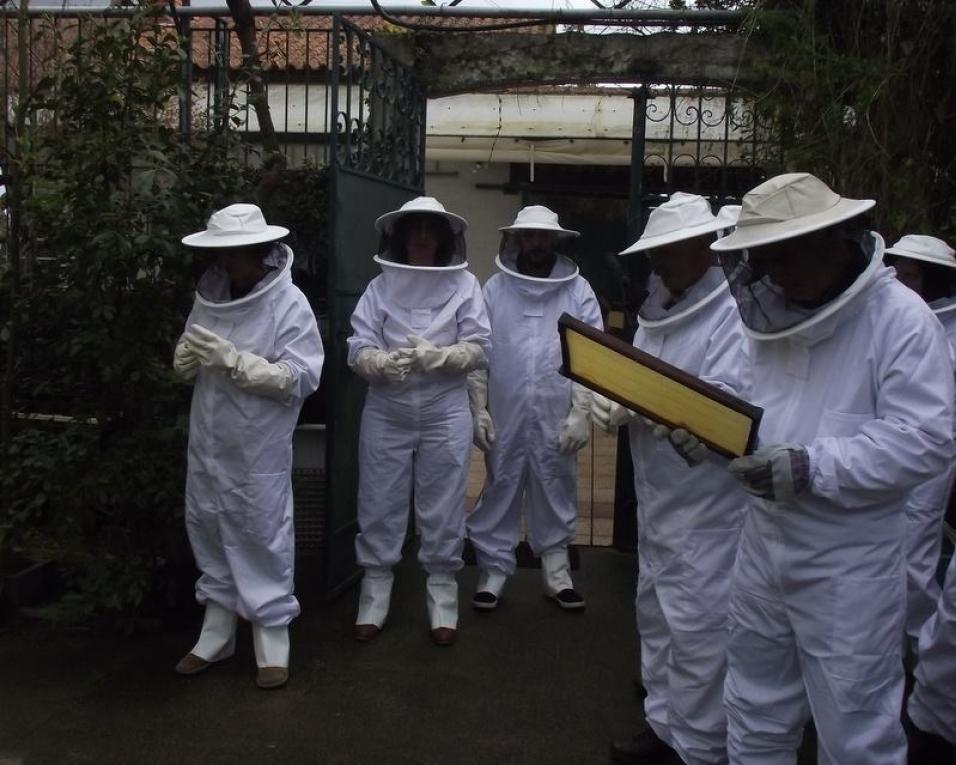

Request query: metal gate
[
  {"left": 627, "top": 83, "right": 773, "bottom": 239},
  {"left": 318, "top": 17, "right": 426, "bottom": 599}
]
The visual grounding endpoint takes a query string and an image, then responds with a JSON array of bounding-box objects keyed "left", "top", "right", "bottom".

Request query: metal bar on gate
[
  {"left": 203, "top": 25, "right": 212, "bottom": 126},
  {"left": 720, "top": 91, "right": 730, "bottom": 204},
  {"left": 329, "top": 15, "right": 340, "bottom": 169},
  {"left": 322, "top": 29, "right": 331, "bottom": 167},
  {"left": 212, "top": 19, "right": 228, "bottom": 132},
  {"left": 342, "top": 24, "right": 352, "bottom": 169},
  {"left": 179, "top": 11, "right": 193, "bottom": 135},
  {"left": 665, "top": 86, "right": 675, "bottom": 194},
  {"left": 284, "top": 27, "right": 291, "bottom": 156},
  {"left": 416, "top": 77, "right": 425, "bottom": 189},
  {"left": 349, "top": 32, "right": 362, "bottom": 169},
  {"left": 303, "top": 30, "right": 311, "bottom": 163},
  {"left": 694, "top": 92, "right": 702, "bottom": 193},
  {"left": 627, "top": 85, "right": 647, "bottom": 241}
]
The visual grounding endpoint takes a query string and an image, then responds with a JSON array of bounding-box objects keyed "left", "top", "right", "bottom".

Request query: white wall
[{"left": 424, "top": 160, "right": 520, "bottom": 286}]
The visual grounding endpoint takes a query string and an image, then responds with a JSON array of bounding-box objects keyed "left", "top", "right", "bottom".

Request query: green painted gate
[{"left": 309, "top": 17, "right": 426, "bottom": 600}]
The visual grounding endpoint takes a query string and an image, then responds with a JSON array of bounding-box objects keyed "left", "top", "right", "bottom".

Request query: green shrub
[{"left": 0, "top": 9, "right": 252, "bottom": 621}]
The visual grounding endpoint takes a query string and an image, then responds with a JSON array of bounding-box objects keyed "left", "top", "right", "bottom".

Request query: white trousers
[
  {"left": 903, "top": 464, "right": 953, "bottom": 648},
  {"left": 725, "top": 583, "right": 906, "bottom": 764},
  {"left": 185, "top": 488, "right": 298, "bottom": 627},
  {"left": 908, "top": 554, "right": 956, "bottom": 744},
  {"left": 637, "top": 571, "right": 730, "bottom": 765},
  {"left": 467, "top": 448, "right": 577, "bottom": 576},
  {"left": 354, "top": 391, "right": 470, "bottom": 575}
]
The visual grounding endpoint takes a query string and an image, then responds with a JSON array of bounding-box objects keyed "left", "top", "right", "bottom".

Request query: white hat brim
[
  {"left": 375, "top": 209, "right": 467, "bottom": 235},
  {"left": 498, "top": 223, "right": 579, "bottom": 238},
  {"left": 884, "top": 247, "right": 956, "bottom": 270},
  {"left": 619, "top": 219, "right": 722, "bottom": 255},
  {"left": 182, "top": 225, "right": 289, "bottom": 249},
  {"left": 711, "top": 198, "right": 875, "bottom": 252}
]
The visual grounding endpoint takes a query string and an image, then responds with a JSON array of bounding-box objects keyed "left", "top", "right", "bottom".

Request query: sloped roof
[{"left": 187, "top": 12, "right": 552, "bottom": 75}]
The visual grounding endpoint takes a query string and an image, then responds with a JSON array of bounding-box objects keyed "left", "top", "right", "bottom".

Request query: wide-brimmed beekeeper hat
[
  {"left": 620, "top": 192, "right": 722, "bottom": 254},
  {"left": 884, "top": 234, "right": 956, "bottom": 269},
  {"left": 499, "top": 205, "right": 579, "bottom": 238},
  {"left": 375, "top": 196, "right": 468, "bottom": 236},
  {"left": 711, "top": 173, "right": 875, "bottom": 252},
  {"left": 182, "top": 203, "right": 289, "bottom": 249}
]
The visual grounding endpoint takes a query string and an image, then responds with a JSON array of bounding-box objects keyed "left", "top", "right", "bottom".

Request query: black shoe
[
  {"left": 908, "top": 725, "right": 954, "bottom": 764},
  {"left": 472, "top": 591, "right": 499, "bottom": 610},
  {"left": 552, "top": 588, "right": 585, "bottom": 610},
  {"left": 610, "top": 728, "right": 680, "bottom": 764}
]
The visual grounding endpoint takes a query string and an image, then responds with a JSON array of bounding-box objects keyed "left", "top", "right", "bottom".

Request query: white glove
[
  {"left": 398, "top": 335, "right": 486, "bottom": 375},
  {"left": 558, "top": 383, "right": 593, "bottom": 455},
  {"left": 350, "top": 347, "right": 412, "bottom": 384},
  {"left": 173, "top": 339, "right": 200, "bottom": 381},
  {"left": 231, "top": 353, "right": 293, "bottom": 398},
  {"left": 728, "top": 444, "right": 810, "bottom": 502},
  {"left": 651, "top": 423, "right": 708, "bottom": 466},
  {"left": 184, "top": 324, "right": 292, "bottom": 398},
  {"left": 184, "top": 325, "right": 239, "bottom": 371},
  {"left": 590, "top": 393, "right": 649, "bottom": 432},
  {"left": 467, "top": 370, "right": 495, "bottom": 453}
]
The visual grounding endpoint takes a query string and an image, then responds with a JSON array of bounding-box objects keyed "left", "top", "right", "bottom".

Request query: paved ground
[{"left": 0, "top": 548, "right": 645, "bottom": 765}]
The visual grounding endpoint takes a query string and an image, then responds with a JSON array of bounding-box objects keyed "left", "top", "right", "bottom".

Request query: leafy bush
[
  {"left": 744, "top": 0, "right": 956, "bottom": 239},
  {"left": 0, "top": 9, "right": 254, "bottom": 621}
]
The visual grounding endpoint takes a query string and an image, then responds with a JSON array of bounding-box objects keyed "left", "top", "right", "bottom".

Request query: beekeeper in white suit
[
  {"left": 348, "top": 197, "right": 490, "bottom": 647},
  {"left": 173, "top": 203, "right": 325, "bottom": 689},
  {"left": 593, "top": 194, "right": 750, "bottom": 765},
  {"left": 710, "top": 174, "right": 955, "bottom": 764},
  {"left": 883, "top": 234, "right": 956, "bottom": 655},
  {"left": 466, "top": 205, "right": 602, "bottom": 611}
]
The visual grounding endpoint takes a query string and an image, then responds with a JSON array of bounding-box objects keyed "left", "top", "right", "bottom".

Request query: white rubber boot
[
  {"left": 253, "top": 624, "right": 290, "bottom": 689},
  {"left": 191, "top": 601, "right": 238, "bottom": 662},
  {"left": 355, "top": 567, "right": 394, "bottom": 629},
  {"left": 253, "top": 624, "right": 290, "bottom": 668},
  {"left": 175, "top": 601, "right": 237, "bottom": 675},
  {"left": 426, "top": 573, "right": 459, "bottom": 630},
  {"left": 541, "top": 547, "right": 585, "bottom": 610}
]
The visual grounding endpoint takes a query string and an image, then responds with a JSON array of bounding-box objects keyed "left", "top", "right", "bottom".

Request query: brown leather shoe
[
  {"left": 353, "top": 623, "right": 381, "bottom": 642},
  {"left": 429, "top": 627, "right": 457, "bottom": 646},
  {"left": 256, "top": 666, "right": 289, "bottom": 690},
  {"left": 174, "top": 653, "right": 210, "bottom": 676}
]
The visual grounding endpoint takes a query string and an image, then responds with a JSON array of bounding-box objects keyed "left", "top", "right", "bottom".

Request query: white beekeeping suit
[
  {"left": 173, "top": 204, "right": 325, "bottom": 690},
  {"left": 347, "top": 196, "right": 491, "bottom": 646},
  {"left": 711, "top": 174, "right": 955, "bottom": 765},
  {"left": 466, "top": 206, "right": 602, "bottom": 610},
  {"left": 599, "top": 194, "right": 750, "bottom": 765},
  {"left": 884, "top": 234, "right": 956, "bottom": 653}
]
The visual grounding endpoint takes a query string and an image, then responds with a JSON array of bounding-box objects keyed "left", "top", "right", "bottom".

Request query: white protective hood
[
  {"left": 723, "top": 231, "right": 886, "bottom": 342},
  {"left": 638, "top": 266, "right": 729, "bottom": 334},
  {"left": 373, "top": 254, "right": 470, "bottom": 310},
  {"left": 494, "top": 251, "right": 579, "bottom": 300},
  {"left": 195, "top": 243, "right": 293, "bottom": 309}
]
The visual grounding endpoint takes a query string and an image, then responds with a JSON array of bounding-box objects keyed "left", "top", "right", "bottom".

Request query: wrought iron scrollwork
[
  {"left": 637, "top": 84, "right": 766, "bottom": 203},
  {"left": 331, "top": 19, "right": 424, "bottom": 188}
]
